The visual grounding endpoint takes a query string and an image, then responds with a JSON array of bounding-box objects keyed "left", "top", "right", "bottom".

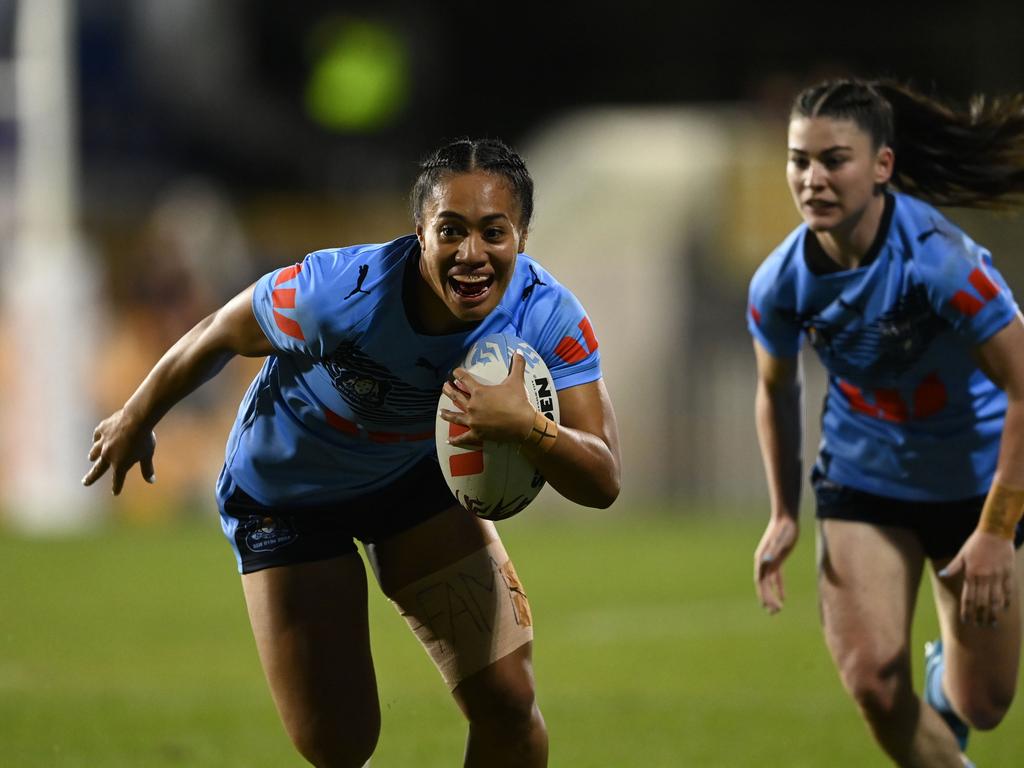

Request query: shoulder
[
  {"left": 892, "top": 194, "right": 989, "bottom": 282},
  {"left": 506, "top": 252, "right": 586, "bottom": 318},
  {"left": 300, "top": 235, "right": 417, "bottom": 284},
  {"left": 750, "top": 225, "right": 805, "bottom": 301}
]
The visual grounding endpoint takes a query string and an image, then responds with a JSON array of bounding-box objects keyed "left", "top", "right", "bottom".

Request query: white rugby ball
[{"left": 436, "top": 333, "right": 559, "bottom": 521}]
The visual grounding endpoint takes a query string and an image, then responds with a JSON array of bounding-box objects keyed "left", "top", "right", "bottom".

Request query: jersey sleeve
[
  {"left": 523, "top": 284, "right": 603, "bottom": 390},
  {"left": 915, "top": 238, "right": 1018, "bottom": 346},
  {"left": 747, "top": 256, "right": 802, "bottom": 357},
  {"left": 251, "top": 250, "right": 357, "bottom": 358}
]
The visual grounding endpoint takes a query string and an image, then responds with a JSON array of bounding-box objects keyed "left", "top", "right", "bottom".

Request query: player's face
[
  {"left": 786, "top": 116, "right": 893, "bottom": 234},
  {"left": 415, "top": 170, "right": 525, "bottom": 333}
]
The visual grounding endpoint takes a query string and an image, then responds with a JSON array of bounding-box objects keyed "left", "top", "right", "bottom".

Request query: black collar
[{"left": 804, "top": 193, "right": 895, "bottom": 276}]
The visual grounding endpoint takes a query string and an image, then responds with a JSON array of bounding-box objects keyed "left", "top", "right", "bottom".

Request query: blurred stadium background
[{"left": 2, "top": 1, "right": 1024, "bottom": 765}]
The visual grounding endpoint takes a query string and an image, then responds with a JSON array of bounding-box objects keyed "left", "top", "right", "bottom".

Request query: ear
[
  {"left": 416, "top": 223, "right": 425, "bottom": 251},
  {"left": 874, "top": 146, "right": 895, "bottom": 186},
  {"left": 518, "top": 229, "right": 529, "bottom": 255}
]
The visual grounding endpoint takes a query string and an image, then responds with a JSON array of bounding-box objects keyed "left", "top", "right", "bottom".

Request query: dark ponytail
[{"left": 792, "top": 79, "right": 1024, "bottom": 209}]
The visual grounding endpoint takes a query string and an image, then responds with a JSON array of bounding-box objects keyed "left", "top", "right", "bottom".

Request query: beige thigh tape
[{"left": 390, "top": 539, "right": 534, "bottom": 690}]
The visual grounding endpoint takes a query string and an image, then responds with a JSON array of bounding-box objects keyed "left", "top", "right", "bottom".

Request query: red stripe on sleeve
[
  {"left": 449, "top": 451, "right": 484, "bottom": 477},
  {"left": 274, "top": 264, "right": 303, "bottom": 286},
  {"left": 554, "top": 337, "right": 588, "bottom": 364},
  {"left": 749, "top": 304, "right": 762, "bottom": 325},
  {"left": 579, "top": 317, "right": 599, "bottom": 352},
  {"left": 272, "top": 288, "right": 296, "bottom": 308},
  {"left": 272, "top": 310, "right": 305, "bottom": 340},
  {"left": 968, "top": 268, "right": 1000, "bottom": 301},
  {"left": 949, "top": 290, "right": 984, "bottom": 317}
]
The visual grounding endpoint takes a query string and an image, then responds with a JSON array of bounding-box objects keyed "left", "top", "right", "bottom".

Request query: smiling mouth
[{"left": 449, "top": 274, "right": 493, "bottom": 299}]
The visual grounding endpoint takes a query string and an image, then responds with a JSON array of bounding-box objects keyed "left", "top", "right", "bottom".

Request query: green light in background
[{"left": 305, "top": 19, "right": 409, "bottom": 132}]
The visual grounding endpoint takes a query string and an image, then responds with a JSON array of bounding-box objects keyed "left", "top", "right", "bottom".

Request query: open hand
[
  {"left": 754, "top": 515, "right": 799, "bottom": 614},
  {"left": 940, "top": 529, "right": 1016, "bottom": 626},
  {"left": 82, "top": 409, "right": 157, "bottom": 495}
]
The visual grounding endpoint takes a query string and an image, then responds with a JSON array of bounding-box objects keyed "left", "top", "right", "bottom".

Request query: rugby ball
[{"left": 436, "top": 333, "right": 559, "bottom": 521}]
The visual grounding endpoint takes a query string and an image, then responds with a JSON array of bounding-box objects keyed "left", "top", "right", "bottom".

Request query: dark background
[{"left": 74, "top": 1, "right": 1024, "bottom": 200}]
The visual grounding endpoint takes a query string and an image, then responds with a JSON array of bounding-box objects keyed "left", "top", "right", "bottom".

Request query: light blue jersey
[
  {"left": 748, "top": 193, "right": 1018, "bottom": 501},
  {"left": 218, "top": 235, "right": 602, "bottom": 506}
]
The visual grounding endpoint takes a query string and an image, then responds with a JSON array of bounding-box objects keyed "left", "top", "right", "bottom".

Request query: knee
[
  {"left": 288, "top": 713, "right": 380, "bottom": 768},
  {"left": 459, "top": 663, "right": 541, "bottom": 733},
  {"left": 955, "top": 689, "right": 1014, "bottom": 731},
  {"left": 837, "top": 649, "right": 912, "bottom": 722}
]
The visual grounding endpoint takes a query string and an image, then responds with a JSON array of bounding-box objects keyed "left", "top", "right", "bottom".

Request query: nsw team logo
[{"left": 243, "top": 515, "right": 299, "bottom": 553}]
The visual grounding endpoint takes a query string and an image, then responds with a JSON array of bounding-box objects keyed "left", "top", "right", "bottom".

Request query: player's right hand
[
  {"left": 754, "top": 515, "right": 799, "bottom": 614},
  {"left": 82, "top": 409, "right": 157, "bottom": 495}
]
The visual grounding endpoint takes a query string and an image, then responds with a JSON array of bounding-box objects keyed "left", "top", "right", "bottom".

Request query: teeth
[{"left": 452, "top": 275, "right": 489, "bottom": 283}]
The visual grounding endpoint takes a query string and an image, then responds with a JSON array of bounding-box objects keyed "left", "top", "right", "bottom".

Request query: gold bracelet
[
  {"left": 978, "top": 483, "right": 1024, "bottom": 540},
  {"left": 522, "top": 410, "right": 558, "bottom": 453}
]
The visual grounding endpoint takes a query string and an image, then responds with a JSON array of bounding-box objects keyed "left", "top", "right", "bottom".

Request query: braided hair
[
  {"left": 411, "top": 138, "right": 535, "bottom": 228},
  {"left": 792, "top": 79, "right": 1024, "bottom": 209}
]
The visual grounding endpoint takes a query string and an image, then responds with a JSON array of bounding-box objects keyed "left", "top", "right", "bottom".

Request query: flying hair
[{"left": 792, "top": 78, "right": 1024, "bottom": 209}]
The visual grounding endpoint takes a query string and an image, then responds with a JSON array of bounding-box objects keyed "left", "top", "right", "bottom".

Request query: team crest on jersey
[
  {"left": 324, "top": 341, "right": 437, "bottom": 424},
  {"left": 242, "top": 515, "right": 298, "bottom": 553},
  {"left": 336, "top": 371, "right": 390, "bottom": 406}
]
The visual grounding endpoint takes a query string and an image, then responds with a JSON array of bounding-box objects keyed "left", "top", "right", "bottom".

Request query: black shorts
[
  {"left": 812, "top": 468, "right": 1024, "bottom": 560},
  {"left": 219, "top": 458, "right": 459, "bottom": 574}
]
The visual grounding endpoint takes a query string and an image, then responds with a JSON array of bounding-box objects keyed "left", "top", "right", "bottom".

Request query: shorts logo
[{"left": 243, "top": 515, "right": 299, "bottom": 553}]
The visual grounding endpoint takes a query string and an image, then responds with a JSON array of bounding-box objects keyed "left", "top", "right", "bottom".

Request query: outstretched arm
[
  {"left": 83, "top": 285, "right": 274, "bottom": 494},
  {"left": 752, "top": 340, "right": 803, "bottom": 613},
  {"left": 441, "top": 352, "right": 621, "bottom": 508},
  {"left": 942, "top": 316, "right": 1024, "bottom": 625}
]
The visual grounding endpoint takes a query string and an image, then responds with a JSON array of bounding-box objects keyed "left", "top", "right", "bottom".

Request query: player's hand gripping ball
[{"left": 436, "top": 333, "right": 559, "bottom": 520}]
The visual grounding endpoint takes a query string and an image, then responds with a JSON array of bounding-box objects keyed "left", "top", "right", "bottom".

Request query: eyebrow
[
  {"left": 788, "top": 145, "right": 853, "bottom": 154},
  {"left": 435, "top": 211, "right": 511, "bottom": 223}
]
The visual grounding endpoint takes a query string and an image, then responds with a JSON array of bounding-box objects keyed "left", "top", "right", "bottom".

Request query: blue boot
[{"left": 924, "top": 639, "right": 970, "bottom": 752}]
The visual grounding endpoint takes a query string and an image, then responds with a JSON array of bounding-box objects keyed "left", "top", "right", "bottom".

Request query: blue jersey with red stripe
[
  {"left": 747, "top": 192, "right": 1018, "bottom": 501},
  {"left": 218, "top": 235, "right": 602, "bottom": 505}
]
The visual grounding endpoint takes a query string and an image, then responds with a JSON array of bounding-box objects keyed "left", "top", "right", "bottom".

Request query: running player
[
  {"left": 748, "top": 79, "right": 1024, "bottom": 767},
  {"left": 84, "top": 138, "right": 621, "bottom": 768}
]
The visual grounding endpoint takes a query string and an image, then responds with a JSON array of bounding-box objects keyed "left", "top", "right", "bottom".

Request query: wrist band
[
  {"left": 522, "top": 410, "right": 558, "bottom": 453},
  {"left": 978, "top": 483, "right": 1024, "bottom": 540}
]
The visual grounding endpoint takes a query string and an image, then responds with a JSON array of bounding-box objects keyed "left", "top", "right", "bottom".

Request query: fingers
[
  {"left": 438, "top": 408, "right": 482, "bottom": 447},
  {"left": 754, "top": 549, "right": 784, "bottom": 613},
  {"left": 111, "top": 464, "right": 128, "bottom": 496},
  {"left": 756, "top": 565, "right": 783, "bottom": 614},
  {"left": 973, "top": 577, "right": 993, "bottom": 626},
  {"left": 507, "top": 350, "right": 526, "bottom": 380},
  {"left": 140, "top": 455, "right": 156, "bottom": 484},
  {"left": 81, "top": 457, "right": 110, "bottom": 487}
]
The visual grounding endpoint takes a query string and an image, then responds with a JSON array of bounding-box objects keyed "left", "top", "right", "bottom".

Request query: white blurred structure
[
  {"left": 2, "top": 0, "right": 101, "bottom": 530},
  {"left": 524, "top": 109, "right": 826, "bottom": 511}
]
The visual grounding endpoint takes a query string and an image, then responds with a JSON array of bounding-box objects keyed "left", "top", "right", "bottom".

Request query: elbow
[{"left": 586, "top": 468, "right": 621, "bottom": 509}]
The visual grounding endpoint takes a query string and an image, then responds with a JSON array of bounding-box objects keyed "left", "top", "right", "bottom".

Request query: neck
[{"left": 815, "top": 192, "right": 887, "bottom": 269}]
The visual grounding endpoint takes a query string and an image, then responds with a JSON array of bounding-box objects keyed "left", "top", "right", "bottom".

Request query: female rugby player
[
  {"left": 84, "top": 138, "right": 621, "bottom": 768},
  {"left": 748, "top": 79, "right": 1024, "bottom": 767}
]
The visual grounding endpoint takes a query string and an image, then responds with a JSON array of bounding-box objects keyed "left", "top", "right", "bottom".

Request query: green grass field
[{"left": 2, "top": 508, "right": 1022, "bottom": 767}]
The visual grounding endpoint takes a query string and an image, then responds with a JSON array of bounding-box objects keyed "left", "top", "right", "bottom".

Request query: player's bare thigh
[
  {"left": 242, "top": 554, "right": 380, "bottom": 759},
  {"left": 817, "top": 519, "right": 926, "bottom": 676},
  {"left": 367, "top": 505, "right": 538, "bottom": 707},
  {"left": 367, "top": 503, "right": 500, "bottom": 594}
]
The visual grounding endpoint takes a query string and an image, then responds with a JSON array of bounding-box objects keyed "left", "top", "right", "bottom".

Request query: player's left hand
[
  {"left": 940, "top": 529, "right": 1016, "bottom": 626},
  {"left": 440, "top": 352, "right": 535, "bottom": 446}
]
